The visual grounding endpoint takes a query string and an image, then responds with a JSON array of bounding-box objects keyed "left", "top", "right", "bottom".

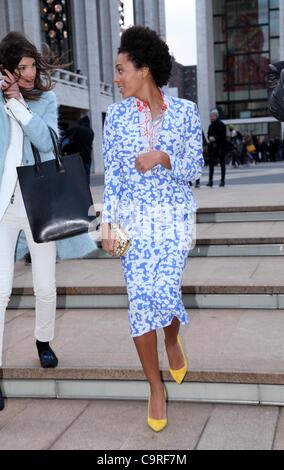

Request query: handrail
[{"left": 52, "top": 69, "right": 113, "bottom": 96}]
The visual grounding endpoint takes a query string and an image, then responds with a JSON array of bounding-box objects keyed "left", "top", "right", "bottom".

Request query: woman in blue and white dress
[{"left": 102, "top": 26, "right": 204, "bottom": 432}]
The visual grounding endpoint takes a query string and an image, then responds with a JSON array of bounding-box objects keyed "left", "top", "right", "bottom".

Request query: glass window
[
  {"left": 228, "top": 25, "right": 269, "bottom": 54},
  {"left": 229, "top": 89, "right": 250, "bottom": 101},
  {"left": 215, "top": 72, "right": 229, "bottom": 101},
  {"left": 247, "top": 53, "right": 270, "bottom": 84},
  {"left": 213, "top": 0, "right": 226, "bottom": 15},
  {"left": 225, "top": 53, "right": 269, "bottom": 91},
  {"left": 237, "top": 122, "right": 269, "bottom": 138},
  {"left": 214, "top": 0, "right": 278, "bottom": 122},
  {"left": 268, "top": 122, "right": 281, "bottom": 140},
  {"left": 214, "top": 16, "right": 226, "bottom": 42},
  {"left": 270, "top": 38, "right": 280, "bottom": 62},
  {"left": 214, "top": 43, "right": 227, "bottom": 70},
  {"left": 227, "top": 0, "right": 268, "bottom": 27},
  {"left": 269, "top": 9, "right": 279, "bottom": 36},
  {"left": 229, "top": 101, "right": 268, "bottom": 119},
  {"left": 225, "top": 55, "right": 250, "bottom": 88},
  {"left": 240, "top": 110, "right": 252, "bottom": 118},
  {"left": 249, "top": 101, "right": 269, "bottom": 117},
  {"left": 249, "top": 88, "right": 268, "bottom": 99},
  {"left": 269, "top": 0, "right": 279, "bottom": 9},
  {"left": 258, "top": 0, "right": 269, "bottom": 23}
]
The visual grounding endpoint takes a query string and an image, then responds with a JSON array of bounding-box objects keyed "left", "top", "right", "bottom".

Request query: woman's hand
[
  {"left": 135, "top": 151, "right": 171, "bottom": 173},
  {"left": 101, "top": 223, "right": 115, "bottom": 256},
  {"left": 1, "top": 69, "right": 21, "bottom": 100},
  {"left": 135, "top": 151, "right": 161, "bottom": 173}
]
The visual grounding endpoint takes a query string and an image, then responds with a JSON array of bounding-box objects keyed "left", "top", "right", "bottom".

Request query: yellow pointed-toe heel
[
  {"left": 169, "top": 335, "right": 188, "bottom": 384},
  {"left": 147, "top": 387, "right": 167, "bottom": 432}
]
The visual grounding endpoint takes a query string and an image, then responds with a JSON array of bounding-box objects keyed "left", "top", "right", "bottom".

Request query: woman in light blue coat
[{"left": 0, "top": 32, "right": 95, "bottom": 410}]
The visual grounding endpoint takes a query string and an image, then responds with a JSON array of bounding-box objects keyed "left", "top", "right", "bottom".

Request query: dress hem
[{"left": 130, "top": 313, "right": 189, "bottom": 338}]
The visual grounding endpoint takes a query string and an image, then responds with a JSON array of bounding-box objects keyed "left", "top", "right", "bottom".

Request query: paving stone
[
  {"left": 0, "top": 399, "right": 89, "bottom": 450},
  {"left": 273, "top": 408, "right": 284, "bottom": 450},
  {"left": 197, "top": 404, "right": 278, "bottom": 450}
]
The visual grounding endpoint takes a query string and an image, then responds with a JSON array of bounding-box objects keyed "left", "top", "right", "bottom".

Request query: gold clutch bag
[{"left": 111, "top": 223, "right": 131, "bottom": 257}]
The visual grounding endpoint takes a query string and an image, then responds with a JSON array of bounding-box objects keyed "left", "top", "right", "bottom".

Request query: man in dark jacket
[
  {"left": 268, "top": 61, "right": 284, "bottom": 121},
  {"left": 207, "top": 109, "right": 227, "bottom": 187},
  {"left": 61, "top": 116, "right": 94, "bottom": 185}
]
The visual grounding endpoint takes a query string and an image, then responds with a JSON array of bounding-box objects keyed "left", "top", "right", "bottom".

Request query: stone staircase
[{"left": 3, "top": 194, "right": 284, "bottom": 406}]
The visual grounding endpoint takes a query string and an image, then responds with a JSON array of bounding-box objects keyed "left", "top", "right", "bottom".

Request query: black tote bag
[{"left": 17, "top": 127, "right": 96, "bottom": 243}]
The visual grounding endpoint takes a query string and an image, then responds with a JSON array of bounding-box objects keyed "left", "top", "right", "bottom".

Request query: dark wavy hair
[
  {"left": 118, "top": 26, "right": 172, "bottom": 87},
  {"left": 0, "top": 32, "right": 59, "bottom": 101}
]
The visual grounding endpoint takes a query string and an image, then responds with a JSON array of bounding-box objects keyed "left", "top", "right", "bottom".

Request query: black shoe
[
  {"left": 0, "top": 384, "right": 4, "bottom": 411},
  {"left": 219, "top": 181, "right": 225, "bottom": 187},
  {"left": 206, "top": 182, "right": 213, "bottom": 187},
  {"left": 37, "top": 347, "right": 58, "bottom": 368}
]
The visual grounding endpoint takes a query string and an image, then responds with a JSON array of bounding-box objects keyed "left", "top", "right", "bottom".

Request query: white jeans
[{"left": 0, "top": 184, "right": 57, "bottom": 367}]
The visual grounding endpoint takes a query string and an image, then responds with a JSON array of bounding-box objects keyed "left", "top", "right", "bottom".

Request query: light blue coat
[{"left": 0, "top": 90, "right": 96, "bottom": 260}]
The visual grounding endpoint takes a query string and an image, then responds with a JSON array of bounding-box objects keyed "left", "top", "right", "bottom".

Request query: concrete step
[
  {"left": 2, "top": 308, "right": 284, "bottom": 405},
  {"left": 196, "top": 208, "right": 284, "bottom": 223},
  {"left": 90, "top": 244, "right": 284, "bottom": 258},
  {"left": 195, "top": 220, "right": 284, "bottom": 256},
  {"left": 91, "top": 221, "right": 284, "bottom": 258},
  {"left": 10, "top": 257, "right": 284, "bottom": 310}
]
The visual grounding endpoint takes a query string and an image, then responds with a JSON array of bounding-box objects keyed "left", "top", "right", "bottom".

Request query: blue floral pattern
[{"left": 103, "top": 93, "right": 204, "bottom": 337}]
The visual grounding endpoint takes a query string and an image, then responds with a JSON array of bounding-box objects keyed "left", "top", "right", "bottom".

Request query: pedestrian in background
[
  {"left": 102, "top": 26, "right": 203, "bottom": 432},
  {"left": 207, "top": 109, "right": 227, "bottom": 187},
  {"left": 229, "top": 125, "right": 243, "bottom": 168},
  {"left": 61, "top": 115, "right": 94, "bottom": 185},
  {"left": 244, "top": 134, "right": 257, "bottom": 164}
]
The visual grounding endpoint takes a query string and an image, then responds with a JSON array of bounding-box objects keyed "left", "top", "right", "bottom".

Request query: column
[
  {"left": 133, "top": 0, "right": 166, "bottom": 38},
  {"left": 84, "top": 0, "right": 104, "bottom": 173},
  {"left": 196, "top": 0, "right": 216, "bottom": 134},
  {"left": 109, "top": 0, "right": 121, "bottom": 102},
  {"left": 158, "top": 0, "right": 166, "bottom": 40},
  {"left": 133, "top": 0, "right": 145, "bottom": 25},
  {"left": 0, "top": 1, "right": 8, "bottom": 38},
  {"left": 22, "top": 0, "right": 42, "bottom": 48},
  {"left": 71, "top": 0, "right": 89, "bottom": 76},
  {"left": 6, "top": 0, "right": 23, "bottom": 31},
  {"left": 98, "top": 0, "right": 113, "bottom": 84}
]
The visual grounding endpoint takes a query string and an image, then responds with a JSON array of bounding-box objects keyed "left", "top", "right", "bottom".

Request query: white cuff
[{"left": 6, "top": 98, "right": 33, "bottom": 126}]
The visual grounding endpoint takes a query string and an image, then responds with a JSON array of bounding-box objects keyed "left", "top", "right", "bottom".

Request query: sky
[{"left": 123, "top": 0, "right": 197, "bottom": 66}]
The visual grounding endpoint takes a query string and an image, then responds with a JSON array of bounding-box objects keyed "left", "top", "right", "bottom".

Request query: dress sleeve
[
  {"left": 168, "top": 103, "right": 204, "bottom": 184},
  {"left": 102, "top": 106, "right": 121, "bottom": 224},
  {"left": 6, "top": 91, "right": 58, "bottom": 153}
]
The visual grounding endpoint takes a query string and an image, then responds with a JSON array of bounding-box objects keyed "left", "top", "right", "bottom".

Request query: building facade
[
  {"left": 133, "top": 0, "right": 166, "bottom": 39},
  {"left": 197, "top": 0, "right": 284, "bottom": 139},
  {"left": 0, "top": 0, "right": 166, "bottom": 172},
  {"left": 169, "top": 58, "right": 198, "bottom": 103}
]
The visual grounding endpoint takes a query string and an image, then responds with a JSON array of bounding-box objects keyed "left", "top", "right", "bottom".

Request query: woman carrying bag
[
  {"left": 102, "top": 26, "right": 204, "bottom": 432},
  {"left": 0, "top": 32, "right": 96, "bottom": 411}
]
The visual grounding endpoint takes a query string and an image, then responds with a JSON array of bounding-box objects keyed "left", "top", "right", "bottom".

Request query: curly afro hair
[{"left": 118, "top": 26, "right": 172, "bottom": 88}]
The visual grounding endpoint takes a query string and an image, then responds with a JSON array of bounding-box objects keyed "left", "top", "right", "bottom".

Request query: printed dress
[{"left": 102, "top": 92, "right": 204, "bottom": 337}]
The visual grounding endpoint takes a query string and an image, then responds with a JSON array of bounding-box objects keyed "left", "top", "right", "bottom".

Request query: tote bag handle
[{"left": 30, "top": 127, "right": 65, "bottom": 176}]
